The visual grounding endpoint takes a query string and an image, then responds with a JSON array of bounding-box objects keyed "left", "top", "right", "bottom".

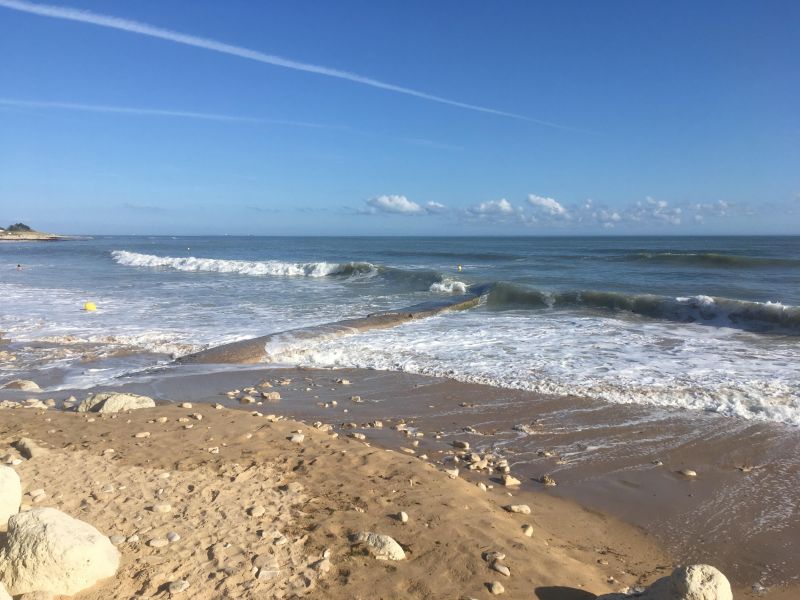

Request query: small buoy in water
[
  {"left": 457, "top": 264, "right": 462, "bottom": 272},
  {"left": 83, "top": 301, "right": 97, "bottom": 312}
]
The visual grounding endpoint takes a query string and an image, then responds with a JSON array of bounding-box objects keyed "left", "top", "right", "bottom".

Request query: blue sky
[{"left": 0, "top": 0, "right": 798, "bottom": 235}]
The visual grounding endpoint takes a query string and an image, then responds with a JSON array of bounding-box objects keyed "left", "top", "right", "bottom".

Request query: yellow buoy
[
  {"left": 83, "top": 302, "right": 97, "bottom": 312},
  {"left": 457, "top": 265, "right": 463, "bottom": 272}
]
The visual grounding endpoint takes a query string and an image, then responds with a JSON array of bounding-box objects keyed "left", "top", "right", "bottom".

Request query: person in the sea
[{"left": 16, "top": 264, "right": 23, "bottom": 271}]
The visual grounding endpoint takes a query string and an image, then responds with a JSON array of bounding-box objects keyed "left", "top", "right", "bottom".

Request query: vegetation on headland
[{"left": 0, "top": 222, "right": 74, "bottom": 241}]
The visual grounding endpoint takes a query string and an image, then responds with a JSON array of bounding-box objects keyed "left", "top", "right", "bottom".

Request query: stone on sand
[
  {"left": 488, "top": 581, "right": 505, "bottom": 594},
  {"left": 0, "top": 507, "right": 119, "bottom": 596},
  {"left": 522, "top": 524, "right": 534, "bottom": 537},
  {"left": 0, "top": 582, "right": 9, "bottom": 600},
  {"left": 504, "top": 504, "right": 531, "bottom": 515},
  {"left": 2, "top": 380, "right": 40, "bottom": 392},
  {"left": 77, "top": 392, "right": 155, "bottom": 414},
  {"left": 501, "top": 474, "right": 521, "bottom": 486},
  {"left": 595, "top": 564, "right": 732, "bottom": 600},
  {"left": 12, "top": 439, "right": 48, "bottom": 460},
  {"left": 352, "top": 532, "right": 406, "bottom": 561},
  {"left": 0, "top": 466, "right": 22, "bottom": 530},
  {"left": 168, "top": 580, "right": 190, "bottom": 594}
]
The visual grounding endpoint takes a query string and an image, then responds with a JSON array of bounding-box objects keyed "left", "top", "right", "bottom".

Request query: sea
[{"left": 1, "top": 235, "right": 798, "bottom": 425}]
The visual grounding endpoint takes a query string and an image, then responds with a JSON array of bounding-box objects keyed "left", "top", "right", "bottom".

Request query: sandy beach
[{"left": 1, "top": 365, "right": 797, "bottom": 598}]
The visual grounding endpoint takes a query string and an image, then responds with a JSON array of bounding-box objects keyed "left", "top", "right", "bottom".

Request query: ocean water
[{"left": 1, "top": 236, "right": 799, "bottom": 424}]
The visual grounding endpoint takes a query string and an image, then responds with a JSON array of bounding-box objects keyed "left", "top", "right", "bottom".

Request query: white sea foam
[
  {"left": 112, "top": 250, "right": 376, "bottom": 278},
  {"left": 429, "top": 278, "right": 468, "bottom": 294},
  {"left": 269, "top": 310, "right": 800, "bottom": 426}
]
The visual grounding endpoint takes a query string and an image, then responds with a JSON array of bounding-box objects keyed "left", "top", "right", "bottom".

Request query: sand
[{"left": 1, "top": 399, "right": 669, "bottom": 599}]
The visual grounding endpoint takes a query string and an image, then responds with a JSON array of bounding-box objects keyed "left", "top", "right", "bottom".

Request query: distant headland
[{"left": 0, "top": 223, "right": 81, "bottom": 242}]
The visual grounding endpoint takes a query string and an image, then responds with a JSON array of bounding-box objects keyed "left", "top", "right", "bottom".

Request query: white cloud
[
  {"left": 0, "top": 0, "right": 575, "bottom": 129},
  {"left": 425, "top": 201, "right": 447, "bottom": 213},
  {"left": 468, "top": 198, "right": 514, "bottom": 215},
  {"left": 527, "top": 194, "right": 567, "bottom": 216},
  {"left": 366, "top": 195, "right": 425, "bottom": 215}
]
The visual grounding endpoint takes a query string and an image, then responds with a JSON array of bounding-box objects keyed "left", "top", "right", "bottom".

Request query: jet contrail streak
[{"left": 0, "top": 0, "right": 580, "bottom": 131}]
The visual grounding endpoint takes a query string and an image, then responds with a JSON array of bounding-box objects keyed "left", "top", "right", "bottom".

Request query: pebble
[
  {"left": 262, "top": 391, "right": 281, "bottom": 401},
  {"left": 207, "top": 447, "right": 220, "bottom": 454},
  {"left": 134, "top": 431, "right": 151, "bottom": 439},
  {"left": 109, "top": 535, "right": 126, "bottom": 545},
  {"left": 151, "top": 503, "right": 172, "bottom": 513},
  {"left": 158, "top": 472, "right": 171, "bottom": 479},
  {"left": 289, "top": 433, "right": 304, "bottom": 444},
  {"left": 249, "top": 505, "right": 266, "bottom": 518},
  {"left": 167, "top": 531, "right": 180, "bottom": 542},
  {"left": 127, "top": 534, "right": 140, "bottom": 543},
  {"left": 179, "top": 402, "right": 192, "bottom": 408},
  {"left": 156, "top": 416, "right": 168, "bottom": 424},
  {"left": 488, "top": 581, "right": 505, "bottom": 595},
  {"left": 444, "top": 468, "right": 459, "bottom": 479},
  {"left": 501, "top": 474, "right": 521, "bottom": 486},
  {"left": 183, "top": 424, "right": 193, "bottom": 430},
  {"left": 168, "top": 580, "right": 190, "bottom": 594},
  {"left": 504, "top": 504, "right": 531, "bottom": 515},
  {"left": 189, "top": 413, "right": 203, "bottom": 420},
  {"left": 398, "top": 511, "right": 409, "bottom": 523},
  {"left": 491, "top": 562, "right": 511, "bottom": 577},
  {"left": 539, "top": 474, "right": 557, "bottom": 486},
  {"left": 679, "top": 469, "right": 698, "bottom": 478},
  {"left": 522, "top": 524, "right": 534, "bottom": 537},
  {"left": 452, "top": 440, "right": 470, "bottom": 450},
  {"left": 477, "top": 482, "right": 488, "bottom": 492},
  {"left": 148, "top": 538, "right": 169, "bottom": 548},
  {"left": 348, "top": 433, "right": 366, "bottom": 441}
]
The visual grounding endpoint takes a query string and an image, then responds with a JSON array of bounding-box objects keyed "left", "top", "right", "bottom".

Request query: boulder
[
  {"left": 595, "top": 564, "right": 732, "bottom": 600},
  {"left": 352, "top": 532, "right": 406, "bottom": 560},
  {"left": 0, "top": 507, "right": 120, "bottom": 596},
  {"left": 12, "top": 439, "right": 48, "bottom": 460},
  {"left": 0, "top": 466, "right": 21, "bottom": 530},
  {"left": 2, "top": 380, "right": 40, "bottom": 392},
  {"left": 0, "top": 582, "right": 10, "bottom": 600},
  {"left": 77, "top": 392, "right": 155, "bottom": 413}
]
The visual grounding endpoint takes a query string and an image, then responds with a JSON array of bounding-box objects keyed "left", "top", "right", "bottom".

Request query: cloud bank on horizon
[
  {"left": 0, "top": 0, "right": 577, "bottom": 130},
  {"left": 362, "top": 193, "right": 751, "bottom": 230}
]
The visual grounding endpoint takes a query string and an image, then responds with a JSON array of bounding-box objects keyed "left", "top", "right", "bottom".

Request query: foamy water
[{"left": 2, "top": 235, "right": 799, "bottom": 424}]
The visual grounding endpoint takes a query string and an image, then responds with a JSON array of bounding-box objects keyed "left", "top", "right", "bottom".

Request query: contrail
[
  {"left": 0, "top": 98, "right": 326, "bottom": 127},
  {"left": 0, "top": 0, "right": 577, "bottom": 131}
]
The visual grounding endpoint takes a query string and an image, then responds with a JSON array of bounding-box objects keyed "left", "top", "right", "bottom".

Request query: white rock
[
  {"left": 452, "top": 440, "right": 470, "bottom": 449},
  {"left": 0, "top": 582, "right": 10, "bottom": 600},
  {"left": 595, "top": 564, "right": 732, "bottom": 600},
  {"left": 489, "top": 581, "right": 505, "bottom": 595},
  {"left": 522, "top": 524, "right": 534, "bottom": 537},
  {"left": 178, "top": 402, "right": 192, "bottom": 409},
  {"left": 353, "top": 532, "right": 406, "bottom": 561},
  {"left": 491, "top": 562, "right": 511, "bottom": 577},
  {"left": 77, "top": 392, "right": 155, "bottom": 413},
  {"left": 501, "top": 474, "right": 521, "bottom": 486},
  {"left": 147, "top": 538, "right": 168, "bottom": 548},
  {"left": 151, "top": 503, "right": 171, "bottom": 514},
  {"left": 109, "top": 535, "right": 125, "bottom": 545},
  {"left": 679, "top": 469, "right": 698, "bottom": 478},
  {"left": 398, "top": 511, "right": 409, "bottom": 523},
  {"left": 289, "top": 433, "right": 304, "bottom": 444},
  {"left": 0, "top": 507, "right": 119, "bottom": 596},
  {"left": 133, "top": 431, "right": 151, "bottom": 439},
  {"left": 168, "top": 580, "right": 190, "bottom": 594},
  {"left": 166, "top": 531, "right": 180, "bottom": 543},
  {"left": 0, "top": 466, "right": 22, "bottom": 530},
  {"left": 2, "top": 380, "right": 40, "bottom": 392},
  {"left": 444, "top": 468, "right": 459, "bottom": 479},
  {"left": 504, "top": 504, "right": 531, "bottom": 515}
]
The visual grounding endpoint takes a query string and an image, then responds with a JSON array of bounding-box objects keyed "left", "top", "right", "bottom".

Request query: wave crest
[{"left": 112, "top": 250, "right": 376, "bottom": 278}]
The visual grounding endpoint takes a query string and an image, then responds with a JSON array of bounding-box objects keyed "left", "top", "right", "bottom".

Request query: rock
[
  {"left": 108, "top": 535, "right": 125, "bottom": 546},
  {"left": 504, "top": 504, "right": 531, "bottom": 515},
  {"left": 398, "top": 511, "right": 409, "bottom": 523},
  {"left": 166, "top": 531, "right": 180, "bottom": 543},
  {"left": 679, "top": 469, "right": 698, "bottom": 478},
  {"left": 289, "top": 433, "right": 304, "bottom": 444},
  {"left": 248, "top": 505, "right": 266, "bottom": 518},
  {"left": 501, "top": 474, "right": 521, "bottom": 486},
  {"left": 133, "top": 432, "right": 151, "bottom": 439},
  {"left": 336, "top": 378, "right": 351, "bottom": 385},
  {"left": 147, "top": 538, "right": 168, "bottom": 548},
  {"left": 488, "top": 581, "right": 505, "bottom": 595},
  {"left": 0, "top": 582, "right": 10, "bottom": 600},
  {"left": 0, "top": 466, "right": 22, "bottom": 530},
  {"left": 595, "top": 564, "right": 732, "bottom": 600},
  {"left": 352, "top": 532, "right": 406, "bottom": 560},
  {"left": 150, "top": 503, "right": 171, "bottom": 514},
  {"left": 522, "top": 524, "right": 534, "bottom": 537},
  {"left": 0, "top": 507, "right": 119, "bottom": 596},
  {"left": 77, "top": 392, "right": 155, "bottom": 413},
  {"left": 477, "top": 482, "right": 488, "bottom": 492},
  {"left": 348, "top": 432, "right": 366, "bottom": 441},
  {"left": 168, "top": 580, "right": 190, "bottom": 594},
  {"left": 491, "top": 562, "right": 511, "bottom": 577},
  {"left": 189, "top": 413, "right": 203, "bottom": 421},
  {"left": 262, "top": 391, "right": 281, "bottom": 401},
  {"left": 539, "top": 474, "right": 557, "bottom": 486},
  {"left": 444, "top": 468, "right": 459, "bottom": 479},
  {"left": 178, "top": 402, "right": 192, "bottom": 409},
  {"left": 13, "top": 439, "right": 48, "bottom": 459},
  {"left": 2, "top": 380, "right": 40, "bottom": 392},
  {"left": 452, "top": 440, "right": 470, "bottom": 449}
]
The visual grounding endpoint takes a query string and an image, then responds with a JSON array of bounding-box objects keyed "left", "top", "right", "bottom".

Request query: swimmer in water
[{"left": 16, "top": 264, "right": 22, "bottom": 271}]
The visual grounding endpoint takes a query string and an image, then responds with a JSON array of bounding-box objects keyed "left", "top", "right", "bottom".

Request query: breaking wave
[
  {"left": 112, "top": 250, "right": 377, "bottom": 278},
  {"left": 482, "top": 282, "right": 800, "bottom": 332}
]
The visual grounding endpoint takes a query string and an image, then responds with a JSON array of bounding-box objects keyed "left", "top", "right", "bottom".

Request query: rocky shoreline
[{"left": 0, "top": 379, "right": 730, "bottom": 599}]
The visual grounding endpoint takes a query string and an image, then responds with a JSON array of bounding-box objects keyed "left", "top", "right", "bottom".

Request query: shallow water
[{"left": 1, "top": 235, "right": 799, "bottom": 423}]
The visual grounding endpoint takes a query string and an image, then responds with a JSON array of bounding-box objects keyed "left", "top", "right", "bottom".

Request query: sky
[{"left": 0, "top": 0, "right": 798, "bottom": 235}]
